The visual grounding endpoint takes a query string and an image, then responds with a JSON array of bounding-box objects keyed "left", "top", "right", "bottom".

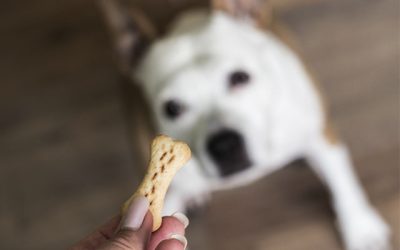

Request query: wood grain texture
[{"left": 0, "top": 0, "right": 398, "bottom": 249}]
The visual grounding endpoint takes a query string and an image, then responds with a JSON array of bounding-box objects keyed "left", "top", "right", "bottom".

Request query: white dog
[{"left": 100, "top": 0, "right": 390, "bottom": 249}]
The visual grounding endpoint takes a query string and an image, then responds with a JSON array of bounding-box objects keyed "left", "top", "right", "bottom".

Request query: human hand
[{"left": 70, "top": 196, "right": 188, "bottom": 250}]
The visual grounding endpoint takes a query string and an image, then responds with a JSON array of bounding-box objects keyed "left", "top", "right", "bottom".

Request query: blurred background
[{"left": 0, "top": 0, "right": 398, "bottom": 249}]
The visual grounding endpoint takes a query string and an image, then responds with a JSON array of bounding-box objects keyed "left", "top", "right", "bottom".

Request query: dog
[{"left": 99, "top": 0, "right": 390, "bottom": 249}]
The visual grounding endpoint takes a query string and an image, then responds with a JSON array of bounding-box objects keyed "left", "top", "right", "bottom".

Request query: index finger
[
  {"left": 70, "top": 215, "right": 121, "bottom": 250},
  {"left": 147, "top": 215, "right": 187, "bottom": 250}
]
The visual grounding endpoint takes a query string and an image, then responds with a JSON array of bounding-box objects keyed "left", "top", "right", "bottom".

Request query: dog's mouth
[{"left": 206, "top": 128, "right": 252, "bottom": 177}]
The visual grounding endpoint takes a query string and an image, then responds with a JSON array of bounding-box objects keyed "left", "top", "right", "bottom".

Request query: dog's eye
[
  {"left": 229, "top": 70, "right": 250, "bottom": 88},
  {"left": 164, "top": 100, "right": 184, "bottom": 120}
]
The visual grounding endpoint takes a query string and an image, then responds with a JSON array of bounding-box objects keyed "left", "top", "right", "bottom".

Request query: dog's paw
[{"left": 338, "top": 207, "right": 391, "bottom": 250}]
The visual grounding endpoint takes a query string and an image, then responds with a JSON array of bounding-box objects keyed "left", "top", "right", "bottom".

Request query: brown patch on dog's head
[
  {"left": 212, "top": 0, "right": 272, "bottom": 28},
  {"left": 99, "top": 0, "right": 273, "bottom": 75},
  {"left": 98, "top": 0, "right": 157, "bottom": 74}
]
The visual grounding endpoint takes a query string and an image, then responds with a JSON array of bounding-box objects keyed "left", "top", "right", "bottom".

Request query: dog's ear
[
  {"left": 212, "top": 0, "right": 272, "bottom": 28},
  {"left": 98, "top": 0, "right": 157, "bottom": 75}
]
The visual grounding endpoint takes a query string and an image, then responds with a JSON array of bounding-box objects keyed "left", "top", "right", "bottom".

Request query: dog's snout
[
  {"left": 206, "top": 129, "right": 252, "bottom": 177},
  {"left": 207, "top": 130, "right": 242, "bottom": 158}
]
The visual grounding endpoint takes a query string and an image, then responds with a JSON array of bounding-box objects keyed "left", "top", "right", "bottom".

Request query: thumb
[{"left": 99, "top": 196, "right": 153, "bottom": 250}]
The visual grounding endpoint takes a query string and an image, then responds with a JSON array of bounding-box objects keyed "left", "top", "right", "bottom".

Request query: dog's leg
[
  {"left": 305, "top": 135, "right": 390, "bottom": 250},
  {"left": 162, "top": 158, "right": 211, "bottom": 215}
]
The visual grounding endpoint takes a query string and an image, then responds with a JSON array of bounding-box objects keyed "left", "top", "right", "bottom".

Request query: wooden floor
[{"left": 0, "top": 0, "right": 398, "bottom": 249}]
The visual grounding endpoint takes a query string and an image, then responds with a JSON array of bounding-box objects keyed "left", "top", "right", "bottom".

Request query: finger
[
  {"left": 99, "top": 196, "right": 152, "bottom": 250},
  {"left": 104, "top": 212, "right": 153, "bottom": 250},
  {"left": 97, "top": 215, "right": 121, "bottom": 237},
  {"left": 155, "top": 238, "right": 186, "bottom": 250},
  {"left": 147, "top": 213, "right": 188, "bottom": 250},
  {"left": 69, "top": 215, "right": 121, "bottom": 250},
  {"left": 120, "top": 196, "right": 150, "bottom": 231}
]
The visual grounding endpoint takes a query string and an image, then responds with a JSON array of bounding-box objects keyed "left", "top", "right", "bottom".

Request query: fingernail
[
  {"left": 121, "top": 196, "right": 149, "bottom": 231},
  {"left": 172, "top": 212, "right": 189, "bottom": 228},
  {"left": 170, "top": 234, "right": 187, "bottom": 249}
]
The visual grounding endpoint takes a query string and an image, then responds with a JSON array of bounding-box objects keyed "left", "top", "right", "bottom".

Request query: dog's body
[{"left": 100, "top": 1, "right": 390, "bottom": 249}]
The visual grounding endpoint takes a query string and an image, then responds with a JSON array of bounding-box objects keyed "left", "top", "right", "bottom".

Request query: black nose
[{"left": 206, "top": 129, "right": 252, "bottom": 177}]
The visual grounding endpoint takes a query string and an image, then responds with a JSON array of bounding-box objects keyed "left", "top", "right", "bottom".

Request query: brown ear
[
  {"left": 212, "top": 0, "right": 272, "bottom": 28},
  {"left": 98, "top": 0, "right": 157, "bottom": 74}
]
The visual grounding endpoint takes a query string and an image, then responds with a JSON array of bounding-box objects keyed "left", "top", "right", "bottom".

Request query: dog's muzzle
[{"left": 206, "top": 129, "right": 252, "bottom": 177}]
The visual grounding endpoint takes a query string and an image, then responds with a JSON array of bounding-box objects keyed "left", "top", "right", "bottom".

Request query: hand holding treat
[
  {"left": 122, "top": 135, "right": 191, "bottom": 231},
  {"left": 70, "top": 135, "right": 190, "bottom": 250}
]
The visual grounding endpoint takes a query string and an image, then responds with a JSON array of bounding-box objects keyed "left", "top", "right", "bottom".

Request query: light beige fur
[{"left": 122, "top": 135, "right": 191, "bottom": 231}]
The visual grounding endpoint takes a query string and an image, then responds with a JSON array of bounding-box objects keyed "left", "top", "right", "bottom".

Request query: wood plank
[{"left": 0, "top": 0, "right": 398, "bottom": 249}]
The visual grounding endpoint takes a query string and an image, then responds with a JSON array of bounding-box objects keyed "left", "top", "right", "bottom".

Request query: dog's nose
[{"left": 206, "top": 129, "right": 252, "bottom": 177}]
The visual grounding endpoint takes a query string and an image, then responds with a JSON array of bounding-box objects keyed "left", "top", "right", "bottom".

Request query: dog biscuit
[{"left": 122, "top": 135, "right": 191, "bottom": 231}]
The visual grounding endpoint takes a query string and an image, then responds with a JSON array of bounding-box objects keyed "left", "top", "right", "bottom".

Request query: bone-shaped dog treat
[{"left": 122, "top": 135, "right": 191, "bottom": 231}]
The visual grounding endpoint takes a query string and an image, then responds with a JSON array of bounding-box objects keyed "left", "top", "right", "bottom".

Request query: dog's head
[{"left": 101, "top": 0, "right": 289, "bottom": 179}]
